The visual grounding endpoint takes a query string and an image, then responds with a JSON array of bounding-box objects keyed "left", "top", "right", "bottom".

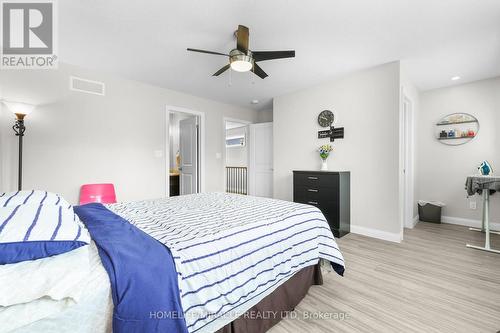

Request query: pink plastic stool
[{"left": 79, "top": 184, "right": 117, "bottom": 205}]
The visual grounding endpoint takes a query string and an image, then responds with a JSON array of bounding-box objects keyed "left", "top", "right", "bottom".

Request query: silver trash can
[{"left": 418, "top": 201, "right": 445, "bottom": 223}]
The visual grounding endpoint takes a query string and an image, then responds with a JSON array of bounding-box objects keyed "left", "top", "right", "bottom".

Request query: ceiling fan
[{"left": 187, "top": 25, "right": 295, "bottom": 79}]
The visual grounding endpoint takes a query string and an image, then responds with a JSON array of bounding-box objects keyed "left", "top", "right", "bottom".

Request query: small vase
[{"left": 321, "top": 159, "right": 328, "bottom": 171}]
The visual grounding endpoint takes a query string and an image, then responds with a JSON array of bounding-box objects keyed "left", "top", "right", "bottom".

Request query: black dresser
[{"left": 293, "top": 171, "right": 350, "bottom": 238}]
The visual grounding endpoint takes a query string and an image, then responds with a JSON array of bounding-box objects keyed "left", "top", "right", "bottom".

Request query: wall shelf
[
  {"left": 438, "top": 136, "right": 476, "bottom": 140},
  {"left": 436, "top": 120, "right": 478, "bottom": 126},
  {"left": 436, "top": 113, "right": 479, "bottom": 146}
]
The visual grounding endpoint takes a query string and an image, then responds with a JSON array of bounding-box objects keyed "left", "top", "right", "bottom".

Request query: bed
[{"left": 6, "top": 193, "right": 344, "bottom": 333}]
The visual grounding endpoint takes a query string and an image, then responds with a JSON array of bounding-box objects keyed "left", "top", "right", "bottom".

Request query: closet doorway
[{"left": 166, "top": 106, "right": 205, "bottom": 197}]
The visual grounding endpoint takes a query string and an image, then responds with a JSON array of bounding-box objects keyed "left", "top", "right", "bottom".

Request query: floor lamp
[{"left": 2, "top": 101, "right": 35, "bottom": 191}]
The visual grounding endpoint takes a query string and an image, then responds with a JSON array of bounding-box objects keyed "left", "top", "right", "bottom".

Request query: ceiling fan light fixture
[
  {"left": 230, "top": 59, "right": 253, "bottom": 72},
  {"left": 229, "top": 50, "right": 253, "bottom": 72}
]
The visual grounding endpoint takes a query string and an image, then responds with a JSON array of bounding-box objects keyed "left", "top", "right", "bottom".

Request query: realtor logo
[{"left": 1, "top": 0, "right": 57, "bottom": 69}]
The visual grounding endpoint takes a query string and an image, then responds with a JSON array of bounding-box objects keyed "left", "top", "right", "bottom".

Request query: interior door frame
[
  {"left": 398, "top": 88, "right": 415, "bottom": 240},
  {"left": 222, "top": 117, "right": 252, "bottom": 191},
  {"left": 166, "top": 105, "right": 206, "bottom": 197},
  {"left": 248, "top": 122, "right": 273, "bottom": 197}
]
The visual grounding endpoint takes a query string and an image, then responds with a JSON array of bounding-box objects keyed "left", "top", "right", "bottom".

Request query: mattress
[{"left": 108, "top": 193, "right": 344, "bottom": 333}]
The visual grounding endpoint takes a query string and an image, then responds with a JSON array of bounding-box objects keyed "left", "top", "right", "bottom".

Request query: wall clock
[{"left": 318, "top": 110, "right": 334, "bottom": 127}]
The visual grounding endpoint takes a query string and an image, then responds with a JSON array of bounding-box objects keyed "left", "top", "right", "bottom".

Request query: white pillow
[
  {"left": 0, "top": 245, "right": 90, "bottom": 306},
  {"left": 0, "top": 201, "right": 90, "bottom": 264},
  {"left": 0, "top": 190, "right": 70, "bottom": 208},
  {"left": 0, "top": 296, "right": 77, "bottom": 333},
  {"left": 0, "top": 245, "right": 91, "bottom": 332}
]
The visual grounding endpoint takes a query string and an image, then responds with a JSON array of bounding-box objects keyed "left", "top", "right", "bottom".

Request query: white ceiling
[{"left": 59, "top": 0, "right": 500, "bottom": 110}]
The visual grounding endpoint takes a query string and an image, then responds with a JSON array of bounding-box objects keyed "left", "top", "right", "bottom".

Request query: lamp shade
[{"left": 2, "top": 101, "right": 35, "bottom": 116}]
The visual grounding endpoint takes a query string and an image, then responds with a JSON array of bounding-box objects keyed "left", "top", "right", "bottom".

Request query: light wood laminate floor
[{"left": 270, "top": 222, "right": 500, "bottom": 333}]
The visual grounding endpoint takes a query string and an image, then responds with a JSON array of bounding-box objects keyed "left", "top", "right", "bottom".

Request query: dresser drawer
[
  {"left": 293, "top": 185, "right": 337, "bottom": 203},
  {"left": 293, "top": 172, "right": 339, "bottom": 189},
  {"left": 296, "top": 199, "right": 340, "bottom": 229}
]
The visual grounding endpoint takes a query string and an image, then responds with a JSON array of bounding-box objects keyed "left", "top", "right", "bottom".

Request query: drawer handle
[
  {"left": 307, "top": 176, "right": 318, "bottom": 180},
  {"left": 307, "top": 189, "right": 319, "bottom": 192},
  {"left": 308, "top": 201, "right": 318, "bottom": 205}
]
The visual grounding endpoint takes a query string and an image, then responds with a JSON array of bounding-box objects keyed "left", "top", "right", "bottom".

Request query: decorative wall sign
[
  {"left": 318, "top": 126, "right": 344, "bottom": 142},
  {"left": 436, "top": 113, "right": 479, "bottom": 146}
]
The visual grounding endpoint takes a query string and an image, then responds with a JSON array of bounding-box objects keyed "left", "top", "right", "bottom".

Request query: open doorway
[
  {"left": 222, "top": 118, "right": 274, "bottom": 198},
  {"left": 224, "top": 119, "right": 250, "bottom": 195},
  {"left": 167, "top": 106, "right": 205, "bottom": 197}
]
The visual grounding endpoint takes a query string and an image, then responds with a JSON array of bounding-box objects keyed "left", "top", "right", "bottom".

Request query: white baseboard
[
  {"left": 441, "top": 215, "right": 500, "bottom": 230},
  {"left": 350, "top": 225, "right": 401, "bottom": 243},
  {"left": 405, "top": 215, "right": 419, "bottom": 229}
]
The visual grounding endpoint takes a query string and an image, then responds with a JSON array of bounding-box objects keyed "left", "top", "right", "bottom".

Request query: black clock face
[{"left": 318, "top": 110, "right": 334, "bottom": 127}]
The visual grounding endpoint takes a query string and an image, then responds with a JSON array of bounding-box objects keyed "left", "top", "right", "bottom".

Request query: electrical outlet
[{"left": 469, "top": 201, "right": 477, "bottom": 210}]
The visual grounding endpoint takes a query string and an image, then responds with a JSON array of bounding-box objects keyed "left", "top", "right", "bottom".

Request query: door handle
[
  {"left": 307, "top": 176, "right": 318, "bottom": 180},
  {"left": 178, "top": 167, "right": 183, "bottom": 171},
  {"left": 308, "top": 201, "right": 318, "bottom": 205},
  {"left": 307, "top": 189, "right": 318, "bottom": 192}
]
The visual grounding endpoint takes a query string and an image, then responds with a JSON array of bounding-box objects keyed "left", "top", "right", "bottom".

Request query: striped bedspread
[{"left": 107, "top": 193, "right": 345, "bottom": 333}]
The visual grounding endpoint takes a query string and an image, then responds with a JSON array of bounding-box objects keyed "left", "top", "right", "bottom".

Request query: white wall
[
  {"left": 0, "top": 104, "right": 9, "bottom": 192},
  {"left": 257, "top": 109, "right": 273, "bottom": 123},
  {"left": 0, "top": 104, "right": 16, "bottom": 193},
  {"left": 417, "top": 77, "right": 500, "bottom": 224},
  {"left": 0, "top": 63, "right": 259, "bottom": 203},
  {"left": 225, "top": 126, "right": 248, "bottom": 167},
  {"left": 273, "top": 62, "right": 402, "bottom": 240}
]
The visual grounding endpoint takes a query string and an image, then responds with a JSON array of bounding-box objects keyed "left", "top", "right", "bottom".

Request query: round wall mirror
[{"left": 436, "top": 113, "right": 479, "bottom": 146}]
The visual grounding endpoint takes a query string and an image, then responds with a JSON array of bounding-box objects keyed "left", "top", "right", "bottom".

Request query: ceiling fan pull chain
[{"left": 229, "top": 67, "right": 232, "bottom": 87}]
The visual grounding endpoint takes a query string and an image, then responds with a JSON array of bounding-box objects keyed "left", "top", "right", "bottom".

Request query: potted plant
[{"left": 318, "top": 144, "right": 333, "bottom": 171}]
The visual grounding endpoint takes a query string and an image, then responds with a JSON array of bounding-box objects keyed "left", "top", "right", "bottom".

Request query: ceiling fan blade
[
  {"left": 252, "top": 50, "right": 295, "bottom": 62},
  {"left": 236, "top": 25, "right": 249, "bottom": 53},
  {"left": 213, "top": 64, "right": 231, "bottom": 76},
  {"left": 251, "top": 63, "right": 268, "bottom": 79},
  {"left": 187, "top": 48, "right": 229, "bottom": 56}
]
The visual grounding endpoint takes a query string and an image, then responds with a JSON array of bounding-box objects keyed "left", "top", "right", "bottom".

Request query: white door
[
  {"left": 249, "top": 122, "right": 273, "bottom": 198},
  {"left": 402, "top": 97, "right": 414, "bottom": 229},
  {"left": 179, "top": 116, "right": 198, "bottom": 195}
]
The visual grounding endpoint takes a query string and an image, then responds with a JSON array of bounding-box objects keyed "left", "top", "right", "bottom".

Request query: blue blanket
[{"left": 74, "top": 203, "right": 188, "bottom": 333}]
